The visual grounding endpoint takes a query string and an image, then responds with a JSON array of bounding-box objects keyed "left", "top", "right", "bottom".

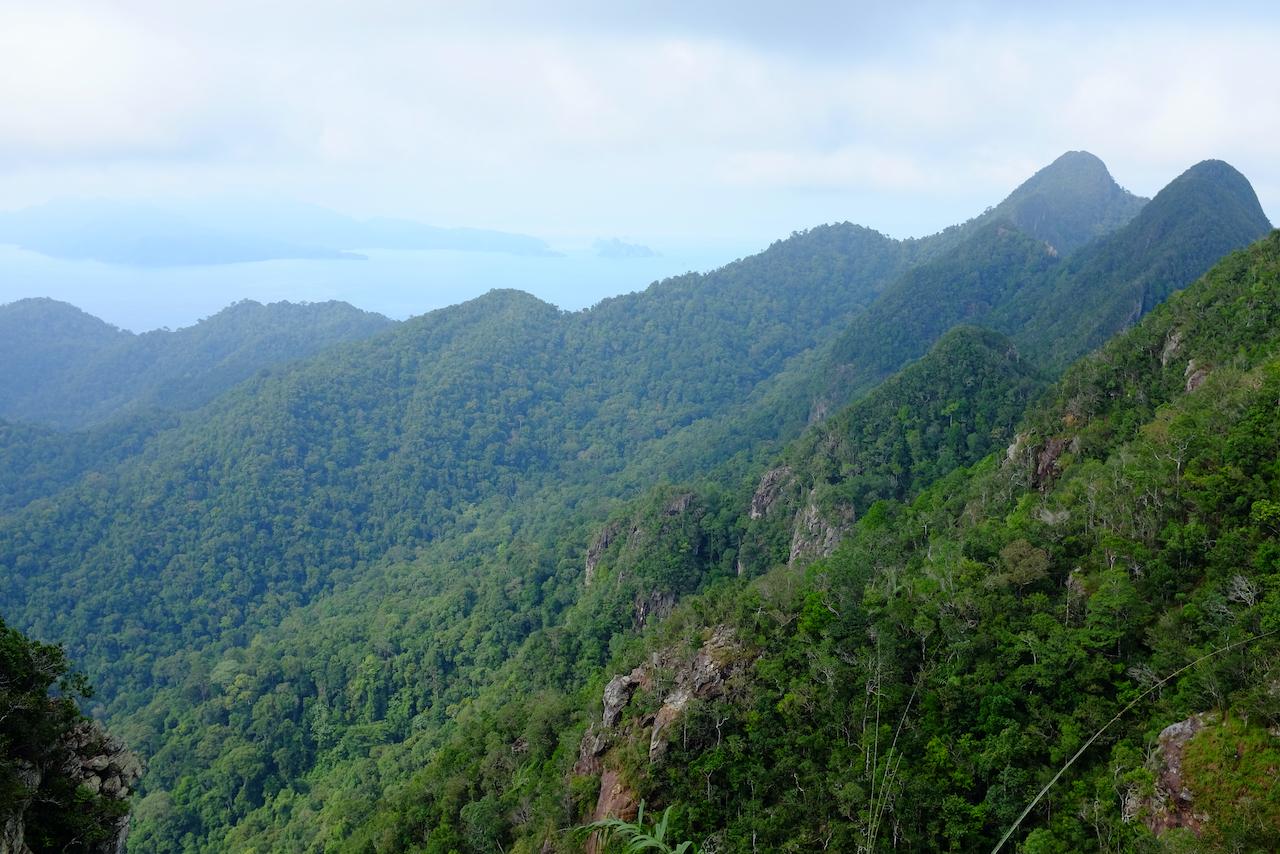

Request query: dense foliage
[
  {"left": 604, "top": 230, "right": 1280, "bottom": 852},
  {"left": 0, "top": 413, "right": 176, "bottom": 512},
  {"left": 0, "top": 220, "right": 919, "bottom": 716},
  {"left": 969, "top": 150, "right": 1147, "bottom": 255},
  {"left": 822, "top": 160, "right": 1271, "bottom": 405},
  {"left": 0, "top": 298, "right": 393, "bottom": 429},
  {"left": 0, "top": 617, "right": 129, "bottom": 852},
  {"left": 120, "top": 312, "right": 1046, "bottom": 853},
  {"left": 0, "top": 153, "right": 1272, "bottom": 852}
]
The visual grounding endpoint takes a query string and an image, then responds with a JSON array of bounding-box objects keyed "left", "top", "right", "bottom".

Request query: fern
[{"left": 582, "top": 801, "right": 700, "bottom": 854}]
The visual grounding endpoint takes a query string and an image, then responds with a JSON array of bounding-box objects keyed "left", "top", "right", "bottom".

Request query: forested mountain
[
  {"left": 1, "top": 617, "right": 138, "bottom": 852},
  {"left": 964, "top": 149, "right": 1148, "bottom": 254},
  {"left": 651, "top": 158, "right": 1268, "bottom": 487},
  {"left": 0, "top": 414, "right": 176, "bottom": 513},
  {"left": 1020, "top": 158, "right": 1275, "bottom": 368},
  {"left": 0, "top": 154, "right": 1272, "bottom": 853},
  {"left": 126, "top": 321, "right": 1048, "bottom": 853},
  {"left": 0, "top": 221, "right": 921, "bottom": 711},
  {"left": 822, "top": 159, "right": 1271, "bottom": 403},
  {"left": 568, "top": 229, "right": 1280, "bottom": 853},
  {"left": 0, "top": 298, "right": 393, "bottom": 429},
  {"left": 0, "top": 299, "right": 132, "bottom": 424}
]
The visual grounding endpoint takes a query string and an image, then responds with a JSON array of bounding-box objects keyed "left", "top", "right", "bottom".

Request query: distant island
[{"left": 0, "top": 198, "right": 559, "bottom": 266}]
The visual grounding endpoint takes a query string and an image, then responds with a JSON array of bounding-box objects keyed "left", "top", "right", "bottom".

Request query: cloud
[{"left": 0, "top": 2, "right": 1276, "bottom": 244}]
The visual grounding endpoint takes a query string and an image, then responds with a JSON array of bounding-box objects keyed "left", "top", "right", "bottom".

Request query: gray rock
[
  {"left": 749, "top": 466, "right": 794, "bottom": 520},
  {"left": 601, "top": 666, "right": 646, "bottom": 728}
]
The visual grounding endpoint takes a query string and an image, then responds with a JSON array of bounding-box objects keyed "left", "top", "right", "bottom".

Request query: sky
[{"left": 1, "top": 1, "right": 1278, "bottom": 329}]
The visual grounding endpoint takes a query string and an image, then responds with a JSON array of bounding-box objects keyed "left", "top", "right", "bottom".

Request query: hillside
[
  {"left": 1018, "top": 159, "right": 1275, "bottom": 368},
  {"left": 0, "top": 414, "right": 176, "bottom": 513},
  {"left": 1, "top": 617, "right": 138, "bottom": 853},
  {"left": 560, "top": 230, "right": 1280, "bottom": 852},
  {"left": 641, "top": 157, "right": 1268, "bottom": 492},
  {"left": 255, "top": 230, "right": 1280, "bottom": 852},
  {"left": 824, "top": 159, "right": 1271, "bottom": 400},
  {"left": 0, "top": 154, "right": 1264, "bottom": 853},
  {"left": 126, "top": 321, "right": 1049, "bottom": 853},
  {"left": 972, "top": 149, "right": 1148, "bottom": 254},
  {"left": 0, "top": 217, "right": 924, "bottom": 710},
  {"left": 0, "top": 298, "right": 394, "bottom": 429},
  {"left": 0, "top": 299, "right": 132, "bottom": 422}
]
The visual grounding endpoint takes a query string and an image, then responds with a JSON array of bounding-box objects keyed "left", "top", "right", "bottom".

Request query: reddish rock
[
  {"left": 585, "top": 768, "right": 639, "bottom": 854},
  {"left": 1144, "top": 712, "right": 1216, "bottom": 837}
]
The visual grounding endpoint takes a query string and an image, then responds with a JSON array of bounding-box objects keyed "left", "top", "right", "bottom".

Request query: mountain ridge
[
  {"left": 0, "top": 153, "right": 1269, "bottom": 852},
  {"left": 0, "top": 297, "right": 394, "bottom": 429}
]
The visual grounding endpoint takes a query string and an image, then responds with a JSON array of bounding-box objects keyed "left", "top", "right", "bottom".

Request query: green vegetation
[
  {"left": 0, "top": 154, "right": 1274, "bottom": 852},
  {"left": 0, "top": 617, "right": 131, "bottom": 852},
  {"left": 160, "top": 295, "right": 1045, "bottom": 854},
  {"left": 1180, "top": 714, "right": 1280, "bottom": 850},
  {"left": 0, "top": 413, "right": 175, "bottom": 512},
  {"left": 0, "top": 297, "right": 393, "bottom": 429},
  {"left": 821, "top": 160, "right": 1272, "bottom": 405},
  {"left": 586, "top": 230, "right": 1280, "bottom": 852},
  {"left": 970, "top": 150, "right": 1147, "bottom": 254},
  {"left": 584, "top": 802, "right": 700, "bottom": 854}
]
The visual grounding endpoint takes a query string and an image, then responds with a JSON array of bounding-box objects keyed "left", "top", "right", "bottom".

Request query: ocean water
[{"left": 0, "top": 242, "right": 747, "bottom": 332}]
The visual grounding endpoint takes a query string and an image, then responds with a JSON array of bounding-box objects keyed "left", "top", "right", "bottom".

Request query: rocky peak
[{"left": 749, "top": 465, "right": 794, "bottom": 520}]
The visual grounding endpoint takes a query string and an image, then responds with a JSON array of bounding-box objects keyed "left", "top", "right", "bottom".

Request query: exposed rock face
[
  {"left": 1160, "top": 328, "right": 1184, "bottom": 367},
  {"left": 1034, "top": 436, "right": 1071, "bottom": 490},
  {"left": 1184, "top": 359, "right": 1210, "bottom": 393},
  {"left": 577, "top": 626, "right": 752, "bottom": 838},
  {"left": 1005, "top": 431, "right": 1028, "bottom": 465},
  {"left": 632, "top": 589, "right": 676, "bottom": 631},
  {"left": 0, "top": 763, "right": 41, "bottom": 854},
  {"left": 584, "top": 520, "right": 622, "bottom": 587},
  {"left": 648, "top": 691, "right": 691, "bottom": 761},
  {"left": 1, "top": 722, "right": 141, "bottom": 854},
  {"left": 664, "top": 493, "right": 695, "bottom": 516},
  {"left": 647, "top": 626, "right": 744, "bottom": 761},
  {"left": 596, "top": 627, "right": 746, "bottom": 761},
  {"left": 585, "top": 768, "right": 639, "bottom": 854},
  {"left": 788, "top": 494, "right": 853, "bottom": 567},
  {"left": 749, "top": 466, "right": 794, "bottom": 520},
  {"left": 1143, "top": 712, "right": 1216, "bottom": 838},
  {"left": 602, "top": 665, "right": 647, "bottom": 728},
  {"left": 573, "top": 725, "right": 609, "bottom": 777}
]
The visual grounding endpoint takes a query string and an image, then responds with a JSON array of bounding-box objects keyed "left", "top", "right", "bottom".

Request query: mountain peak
[
  {"left": 1163, "top": 159, "right": 1267, "bottom": 211},
  {"left": 1040, "top": 149, "right": 1109, "bottom": 174},
  {"left": 986, "top": 151, "right": 1147, "bottom": 253},
  {"left": 0, "top": 297, "right": 129, "bottom": 338},
  {"left": 1131, "top": 158, "right": 1270, "bottom": 238}
]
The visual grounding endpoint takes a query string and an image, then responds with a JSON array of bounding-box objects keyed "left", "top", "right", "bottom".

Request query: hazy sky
[{"left": 1, "top": 0, "right": 1278, "bottom": 323}]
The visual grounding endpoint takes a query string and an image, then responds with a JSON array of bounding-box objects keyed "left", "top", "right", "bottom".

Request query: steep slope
[
  {"left": 1013, "top": 159, "right": 1274, "bottom": 368},
  {"left": 0, "top": 299, "right": 132, "bottom": 419},
  {"left": 0, "top": 298, "right": 394, "bottom": 429},
  {"left": 125, "top": 323, "right": 1047, "bottom": 853},
  {"left": 572, "top": 230, "right": 1280, "bottom": 852},
  {"left": 0, "top": 223, "right": 918, "bottom": 713},
  {"left": 979, "top": 150, "right": 1147, "bottom": 254},
  {"left": 0, "top": 153, "right": 1225, "bottom": 852},
  {"left": 738, "top": 325, "right": 1043, "bottom": 574},
  {"left": 819, "top": 157, "right": 1270, "bottom": 408}
]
